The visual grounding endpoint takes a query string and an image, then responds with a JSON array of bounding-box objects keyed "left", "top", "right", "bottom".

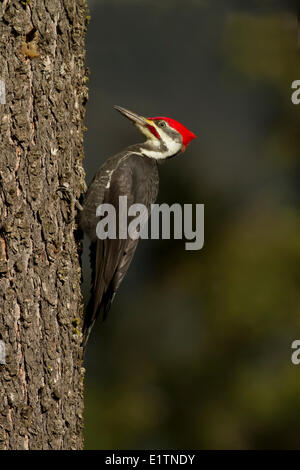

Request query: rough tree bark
[{"left": 0, "top": 0, "right": 88, "bottom": 450}]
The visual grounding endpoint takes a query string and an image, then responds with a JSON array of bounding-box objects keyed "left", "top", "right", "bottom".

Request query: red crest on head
[{"left": 148, "top": 117, "right": 196, "bottom": 147}]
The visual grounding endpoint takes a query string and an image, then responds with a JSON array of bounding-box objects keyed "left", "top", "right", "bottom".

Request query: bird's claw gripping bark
[{"left": 57, "top": 186, "right": 83, "bottom": 223}]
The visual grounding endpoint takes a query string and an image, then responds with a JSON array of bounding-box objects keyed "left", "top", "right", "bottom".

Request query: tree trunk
[{"left": 0, "top": 0, "right": 88, "bottom": 450}]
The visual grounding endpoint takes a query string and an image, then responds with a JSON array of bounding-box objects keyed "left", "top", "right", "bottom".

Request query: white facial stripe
[
  {"left": 155, "top": 127, "right": 182, "bottom": 157},
  {"left": 136, "top": 122, "right": 182, "bottom": 160}
]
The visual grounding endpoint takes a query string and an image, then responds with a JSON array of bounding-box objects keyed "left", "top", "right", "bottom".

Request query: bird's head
[{"left": 114, "top": 105, "right": 196, "bottom": 160}]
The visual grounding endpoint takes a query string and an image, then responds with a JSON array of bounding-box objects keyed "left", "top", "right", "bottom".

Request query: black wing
[{"left": 82, "top": 152, "right": 158, "bottom": 346}]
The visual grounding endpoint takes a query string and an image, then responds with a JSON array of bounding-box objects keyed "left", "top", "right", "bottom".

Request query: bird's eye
[{"left": 158, "top": 121, "right": 167, "bottom": 128}]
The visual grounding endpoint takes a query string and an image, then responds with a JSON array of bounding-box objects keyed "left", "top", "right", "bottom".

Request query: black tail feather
[{"left": 82, "top": 241, "right": 97, "bottom": 348}]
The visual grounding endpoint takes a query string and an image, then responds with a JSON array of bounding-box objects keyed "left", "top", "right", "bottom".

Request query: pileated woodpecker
[{"left": 80, "top": 105, "right": 196, "bottom": 346}]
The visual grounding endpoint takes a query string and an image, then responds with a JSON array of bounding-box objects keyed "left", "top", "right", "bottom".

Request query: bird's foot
[{"left": 57, "top": 185, "right": 83, "bottom": 223}]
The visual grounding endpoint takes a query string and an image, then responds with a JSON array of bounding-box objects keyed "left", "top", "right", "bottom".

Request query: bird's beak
[{"left": 114, "top": 105, "right": 151, "bottom": 127}]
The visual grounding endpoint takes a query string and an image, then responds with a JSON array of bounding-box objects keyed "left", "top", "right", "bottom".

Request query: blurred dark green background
[{"left": 83, "top": 0, "right": 300, "bottom": 449}]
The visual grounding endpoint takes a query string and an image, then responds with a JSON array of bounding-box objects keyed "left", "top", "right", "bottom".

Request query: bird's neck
[{"left": 129, "top": 139, "right": 180, "bottom": 161}]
